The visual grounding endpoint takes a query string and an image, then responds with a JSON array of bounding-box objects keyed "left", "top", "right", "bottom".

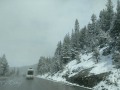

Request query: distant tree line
[
  {"left": 37, "top": 56, "right": 62, "bottom": 75},
  {"left": 37, "top": 0, "right": 120, "bottom": 74}
]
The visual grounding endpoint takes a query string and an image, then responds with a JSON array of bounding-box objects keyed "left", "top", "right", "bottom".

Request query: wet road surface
[{"left": 0, "top": 76, "right": 91, "bottom": 90}]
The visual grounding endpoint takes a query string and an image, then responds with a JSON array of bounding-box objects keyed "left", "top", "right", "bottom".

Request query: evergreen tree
[
  {"left": 110, "top": 0, "right": 120, "bottom": 51},
  {"left": 99, "top": 9, "right": 107, "bottom": 31},
  {"left": 91, "top": 14, "right": 97, "bottom": 24},
  {"left": 106, "top": 0, "right": 114, "bottom": 32},
  {"left": 37, "top": 56, "right": 46, "bottom": 74},
  {"left": 75, "top": 19, "right": 80, "bottom": 33},
  {"left": 37, "top": 56, "right": 63, "bottom": 75},
  {"left": 91, "top": 14, "right": 97, "bottom": 35},
  {"left": 74, "top": 19, "right": 80, "bottom": 51},
  {"left": 71, "top": 29, "right": 76, "bottom": 59},
  {"left": 79, "top": 26, "right": 87, "bottom": 52},
  {"left": 62, "top": 34, "right": 71, "bottom": 64},
  {"left": 110, "top": 0, "right": 120, "bottom": 38},
  {"left": 86, "top": 14, "right": 98, "bottom": 51},
  {"left": 54, "top": 41, "right": 62, "bottom": 61},
  {"left": 71, "top": 19, "right": 80, "bottom": 59},
  {"left": 99, "top": 0, "right": 114, "bottom": 32},
  {"left": 54, "top": 41, "right": 63, "bottom": 70},
  {"left": 0, "top": 54, "right": 9, "bottom": 76}
]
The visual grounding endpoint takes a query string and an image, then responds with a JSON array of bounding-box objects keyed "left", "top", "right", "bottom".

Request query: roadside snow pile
[
  {"left": 37, "top": 73, "right": 50, "bottom": 79},
  {"left": 93, "top": 69, "right": 120, "bottom": 90},
  {"left": 36, "top": 73, "right": 80, "bottom": 87},
  {"left": 37, "top": 72, "right": 66, "bottom": 82}
]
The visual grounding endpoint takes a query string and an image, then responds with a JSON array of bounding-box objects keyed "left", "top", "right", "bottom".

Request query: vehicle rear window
[{"left": 28, "top": 71, "right": 34, "bottom": 75}]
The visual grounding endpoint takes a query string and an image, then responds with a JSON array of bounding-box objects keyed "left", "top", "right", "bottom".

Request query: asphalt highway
[{"left": 0, "top": 76, "right": 91, "bottom": 90}]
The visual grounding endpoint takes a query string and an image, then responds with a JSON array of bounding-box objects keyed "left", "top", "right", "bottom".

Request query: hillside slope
[{"left": 37, "top": 47, "right": 120, "bottom": 90}]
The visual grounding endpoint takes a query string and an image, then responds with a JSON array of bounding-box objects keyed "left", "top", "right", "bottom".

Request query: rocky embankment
[{"left": 66, "top": 68, "right": 110, "bottom": 88}]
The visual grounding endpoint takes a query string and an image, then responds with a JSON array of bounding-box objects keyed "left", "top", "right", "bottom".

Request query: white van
[{"left": 26, "top": 68, "right": 34, "bottom": 79}]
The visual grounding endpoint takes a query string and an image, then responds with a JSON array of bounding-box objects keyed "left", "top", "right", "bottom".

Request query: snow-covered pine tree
[
  {"left": 86, "top": 14, "right": 108, "bottom": 52},
  {"left": 50, "top": 57, "right": 63, "bottom": 73},
  {"left": 99, "top": 0, "right": 114, "bottom": 32},
  {"left": 90, "top": 14, "right": 98, "bottom": 49},
  {"left": 62, "top": 34, "right": 71, "bottom": 64},
  {"left": 71, "top": 19, "right": 80, "bottom": 60},
  {"left": 75, "top": 19, "right": 80, "bottom": 51},
  {"left": 54, "top": 41, "right": 62, "bottom": 58},
  {"left": 37, "top": 55, "right": 63, "bottom": 75},
  {"left": 71, "top": 29, "right": 76, "bottom": 59},
  {"left": 79, "top": 26, "right": 87, "bottom": 53},
  {"left": 99, "top": 9, "right": 107, "bottom": 32},
  {"left": 54, "top": 41, "right": 62, "bottom": 66},
  {"left": 0, "top": 54, "right": 9, "bottom": 76},
  {"left": 37, "top": 56, "right": 46, "bottom": 74},
  {"left": 106, "top": 0, "right": 114, "bottom": 31},
  {"left": 86, "top": 14, "right": 98, "bottom": 52},
  {"left": 96, "top": 24, "right": 109, "bottom": 48},
  {"left": 110, "top": 0, "right": 120, "bottom": 51}
]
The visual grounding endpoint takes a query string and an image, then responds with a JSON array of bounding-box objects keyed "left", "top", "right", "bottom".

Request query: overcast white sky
[{"left": 0, "top": 0, "right": 117, "bottom": 67}]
